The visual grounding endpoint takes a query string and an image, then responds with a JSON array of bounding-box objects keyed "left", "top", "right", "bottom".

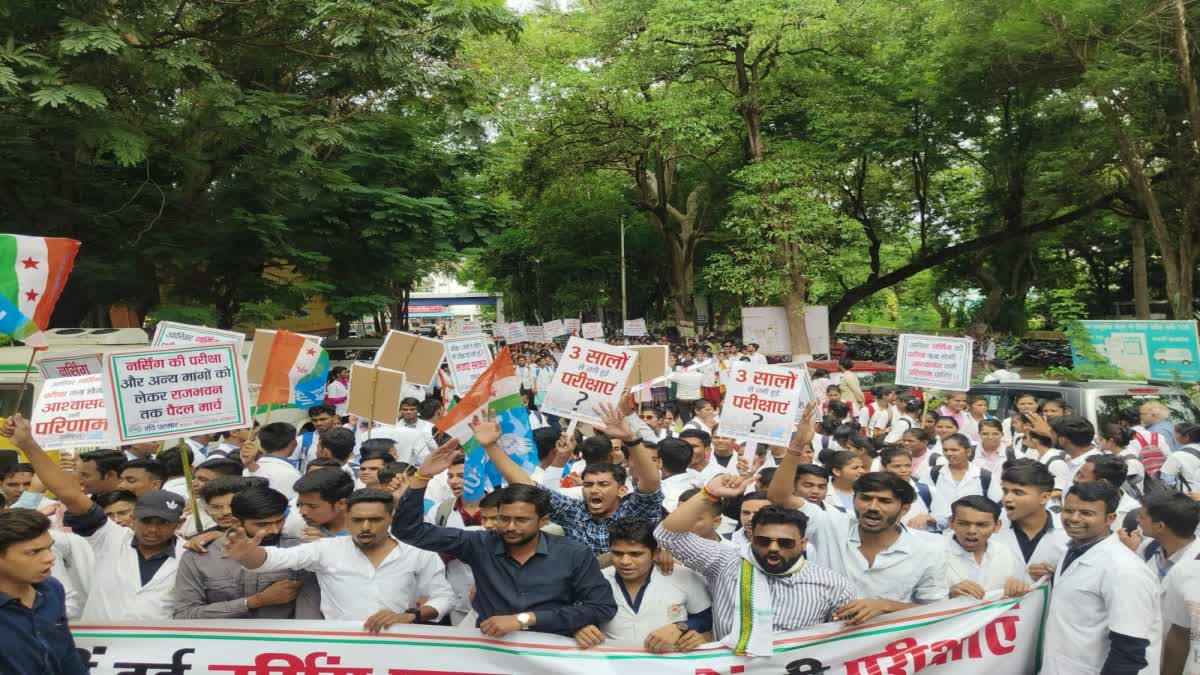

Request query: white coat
[
  {"left": 79, "top": 518, "right": 184, "bottom": 621},
  {"left": 1042, "top": 534, "right": 1161, "bottom": 675},
  {"left": 993, "top": 511, "right": 1069, "bottom": 577}
]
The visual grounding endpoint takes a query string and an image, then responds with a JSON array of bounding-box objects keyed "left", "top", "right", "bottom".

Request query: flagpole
[
  {"left": 12, "top": 348, "right": 36, "bottom": 416},
  {"left": 176, "top": 439, "right": 204, "bottom": 537}
]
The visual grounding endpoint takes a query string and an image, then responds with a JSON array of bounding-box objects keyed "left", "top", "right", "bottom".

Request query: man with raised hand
[
  {"left": 477, "top": 403, "right": 664, "bottom": 555},
  {"left": 391, "top": 438, "right": 617, "bottom": 640}
]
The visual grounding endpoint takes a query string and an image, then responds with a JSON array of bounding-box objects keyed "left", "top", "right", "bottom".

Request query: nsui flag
[
  {"left": 437, "top": 346, "right": 538, "bottom": 501},
  {"left": 0, "top": 235, "right": 80, "bottom": 347}
]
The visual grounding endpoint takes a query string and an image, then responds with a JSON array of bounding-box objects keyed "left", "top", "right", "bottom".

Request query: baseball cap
[{"left": 133, "top": 490, "right": 186, "bottom": 522}]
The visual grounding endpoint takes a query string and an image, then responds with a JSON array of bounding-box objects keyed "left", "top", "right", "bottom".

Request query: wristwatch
[
  {"left": 405, "top": 607, "right": 423, "bottom": 624},
  {"left": 622, "top": 438, "right": 643, "bottom": 449},
  {"left": 674, "top": 622, "right": 690, "bottom": 634},
  {"left": 516, "top": 612, "right": 532, "bottom": 630}
]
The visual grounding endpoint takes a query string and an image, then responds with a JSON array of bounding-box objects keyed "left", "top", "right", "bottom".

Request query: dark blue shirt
[
  {"left": 391, "top": 487, "right": 617, "bottom": 635},
  {"left": 0, "top": 577, "right": 87, "bottom": 675}
]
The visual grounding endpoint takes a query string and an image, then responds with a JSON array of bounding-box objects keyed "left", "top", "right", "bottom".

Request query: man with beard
[
  {"left": 655, "top": 474, "right": 855, "bottom": 657},
  {"left": 392, "top": 440, "right": 617, "bottom": 639},
  {"left": 768, "top": 410, "right": 948, "bottom": 626},
  {"left": 224, "top": 488, "right": 453, "bottom": 632},
  {"left": 173, "top": 484, "right": 321, "bottom": 619}
]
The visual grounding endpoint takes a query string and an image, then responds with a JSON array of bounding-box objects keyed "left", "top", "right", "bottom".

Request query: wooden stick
[
  {"left": 12, "top": 349, "right": 36, "bottom": 416},
  {"left": 176, "top": 439, "right": 204, "bottom": 537}
]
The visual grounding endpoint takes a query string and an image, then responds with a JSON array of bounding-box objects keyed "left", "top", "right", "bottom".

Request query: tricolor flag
[
  {"left": 257, "top": 330, "right": 325, "bottom": 407},
  {"left": 436, "top": 346, "right": 538, "bottom": 501},
  {"left": 0, "top": 234, "right": 80, "bottom": 348}
]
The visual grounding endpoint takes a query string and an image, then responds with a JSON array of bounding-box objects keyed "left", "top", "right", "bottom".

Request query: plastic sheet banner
[{"left": 71, "top": 587, "right": 1046, "bottom": 674}]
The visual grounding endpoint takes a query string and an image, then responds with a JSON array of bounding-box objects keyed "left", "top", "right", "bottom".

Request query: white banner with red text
[{"left": 70, "top": 587, "right": 1046, "bottom": 675}]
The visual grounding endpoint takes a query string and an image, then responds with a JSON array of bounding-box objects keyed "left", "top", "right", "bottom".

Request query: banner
[
  {"left": 582, "top": 321, "right": 604, "bottom": 339},
  {"left": 103, "top": 344, "right": 252, "bottom": 444},
  {"left": 152, "top": 321, "right": 246, "bottom": 353},
  {"left": 896, "top": 334, "right": 974, "bottom": 391},
  {"left": 1073, "top": 319, "right": 1200, "bottom": 380},
  {"left": 30, "top": 373, "right": 114, "bottom": 449},
  {"left": 623, "top": 318, "right": 647, "bottom": 337},
  {"left": 35, "top": 351, "right": 102, "bottom": 380},
  {"left": 70, "top": 587, "right": 1047, "bottom": 675},
  {"left": 543, "top": 319, "right": 567, "bottom": 339},
  {"left": 443, "top": 336, "right": 493, "bottom": 393},
  {"left": 541, "top": 337, "right": 638, "bottom": 425},
  {"left": 721, "top": 362, "right": 811, "bottom": 446}
]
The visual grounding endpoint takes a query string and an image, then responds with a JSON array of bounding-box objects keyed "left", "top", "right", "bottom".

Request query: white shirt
[
  {"left": 515, "top": 364, "right": 536, "bottom": 390},
  {"left": 50, "top": 529, "right": 94, "bottom": 620},
  {"left": 1043, "top": 534, "right": 1161, "bottom": 675},
  {"left": 798, "top": 501, "right": 948, "bottom": 603},
  {"left": 661, "top": 471, "right": 704, "bottom": 512},
  {"left": 256, "top": 534, "right": 455, "bottom": 621},
  {"left": 674, "top": 370, "right": 703, "bottom": 400},
  {"left": 747, "top": 352, "right": 768, "bottom": 365},
  {"left": 370, "top": 420, "right": 438, "bottom": 465},
  {"left": 993, "top": 511, "right": 1068, "bottom": 574},
  {"left": 928, "top": 464, "right": 1003, "bottom": 525},
  {"left": 971, "top": 447, "right": 1007, "bottom": 477},
  {"left": 600, "top": 567, "right": 711, "bottom": 647},
  {"left": 325, "top": 380, "right": 350, "bottom": 417},
  {"left": 244, "top": 455, "right": 301, "bottom": 501},
  {"left": 183, "top": 437, "right": 209, "bottom": 460},
  {"left": 1064, "top": 448, "right": 1101, "bottom": 489},
  {"left": 78, "top": 518, "right": 183, "bottom": 621},
  {"left": 943, "top": 533, "right": 1024, "bottom": 591},
  {"left": 1163, "top": 444, "right": 1200, "bottom": 490},
  {"left": 1113, "top": 491, "right": 1141, "bottom": 533},
  {"left": 1163, "top": 557, "right": 1200, "bottom": 675}
]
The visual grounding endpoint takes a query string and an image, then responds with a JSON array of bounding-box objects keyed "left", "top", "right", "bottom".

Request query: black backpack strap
[
  {"left": 930, "top": 465, "right": 941, "bottom": 485},
  {"left": 981, "top": 469, "right": 992, "bottom": 496},
  {"left": 917, "top": 482, "right": 933, "bottom": 510}
]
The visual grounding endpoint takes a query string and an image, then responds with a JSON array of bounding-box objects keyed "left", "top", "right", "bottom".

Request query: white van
[{"left": 1154, "top": 347, "right": 1194, "bottom": 365}]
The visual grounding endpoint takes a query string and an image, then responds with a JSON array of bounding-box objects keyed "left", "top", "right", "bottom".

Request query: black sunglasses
[{"left": 753, "top": 536, "right": 799, "bottom": 550}]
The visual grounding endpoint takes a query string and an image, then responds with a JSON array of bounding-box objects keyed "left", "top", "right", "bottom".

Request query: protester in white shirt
[
  {"left": 372, "top": 398, "right": 439, "bottom": 466},
  {"left": 572, "top": 517, "right": 712, "bottom": 651},
  {"left": 943, "top": 495, "right": 1029, "bottom": 599},
  {"left": 1042, "top": 480, "right": 1161, "bottom": 675},
  {"left": 1121, "top": 493, "right": 1200, "bottom": 585},
  {"left": 224, "top": 488, "right": 455, "bottom": 631},
  {"left": 242, "top": 422, "right": 303, "bottom": 501},
  {"left": 1162, "top": 555, "right": 1200, "bottom": 675},
  {"left": 1162, "top": 423, "right": 1200, "bottom": 492},
  {"left": 971, "top": 419, "right": 1009, "bottom": 476},
  {"left": 1076, "top": 454, "right": 1140, "bottom": 533},
  {"left": 928, "top": 434, "right": 1002, "bottom": 530}
]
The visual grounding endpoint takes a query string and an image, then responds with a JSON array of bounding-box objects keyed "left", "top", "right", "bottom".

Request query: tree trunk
[
  {"left": 1132, "top": 220, "right": 1151, "bottom": 318},
  {"left": 782, "top": 269, "right": 812, "bottom": 356},
  {"left": 337, "top": 320, "right": 351, "bottom": 339}
]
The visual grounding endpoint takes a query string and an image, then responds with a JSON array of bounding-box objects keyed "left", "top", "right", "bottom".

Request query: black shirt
[
  {"left": 1010, "top": 510, "right": 1054, "bottom": 563},
  {"left": 64, "top": 502, "right": 177, "bottom": 585},
  {"left": 0, "top": 577, "right": 87, "bottom": 675}
]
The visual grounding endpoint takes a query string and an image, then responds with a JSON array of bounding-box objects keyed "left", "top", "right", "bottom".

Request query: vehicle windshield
[{"left": 1096, "top": 393, "right": 1200, "bottom": 429}]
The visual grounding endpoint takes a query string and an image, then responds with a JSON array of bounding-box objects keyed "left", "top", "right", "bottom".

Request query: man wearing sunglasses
[{"left": 654, "top": 473, "right": 856, "bottom": 657}]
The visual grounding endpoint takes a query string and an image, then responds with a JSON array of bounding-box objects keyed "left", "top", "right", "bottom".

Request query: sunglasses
[{"left": 752, "top": 536, "right": 799, "bottom": 550}]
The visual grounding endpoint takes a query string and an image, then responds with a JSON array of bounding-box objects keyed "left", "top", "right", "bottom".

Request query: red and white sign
[
  {"left": 564, "top": 318, "right": 582, "bottom": 336},
  {"left": 721, "top": 362, "right": 811, "bottom": 446},
  {"left": 443, "top": 336, "right": 494, "bottom": 393},
  {"left": 525, "top": 325, "right": 546, "bottom": 343},
  {"left": 541, "top": 337, "right": 638, "bottom": 425},
  {"left": 623, "top": 318, "right": 647, "bottom": 337},
  {"left": 31, "top": 373, "right": 114, "bottom": 450}
]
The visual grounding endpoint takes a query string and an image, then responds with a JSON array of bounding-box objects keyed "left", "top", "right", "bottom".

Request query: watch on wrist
[
  {"left": 405, "top": 607, "right": 422, "bottom": 623},
  {"left": 516, "top": 612, "right": 532, "bottom": 630},
  {"left": 622, "top": 438, "right": 642, "bottom": 448},
  {"left": 674, "top": 622, "right": 690, "bottom": 634}
]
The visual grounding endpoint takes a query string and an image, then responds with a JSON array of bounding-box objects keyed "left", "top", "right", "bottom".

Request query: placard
[
  {"left": 104, "top": 344, "right": 251, "bottom": 444},
  {"left": 543, "top": 319, "right": 567, "bottom": 339},
  {"left": 721, "top": 362, "right": 810, "bottom": 445},
  {"left": 459, "top": 320, "right": 482, "bottom": 336},
  {"left": 741, "top": 305, "right": 831, "bottom": 356},
  {"left": 505, "top": 321, "right": 528, "bottom": 344},
  {"left": 582, "top": 322, "right": 604, "bottom": 339},
  {"left": 623, "top": 345, "right": 669, "bottom": 389},
  {"left": 1073, "top": 319, "right": 1200, "bottom": 380},
  {"left": 896, "top": 334, "right": 974, "bottom": 390},
  {"left": 623, "top": 318, "right": 647, "bottom": 337},
  {"left": 31, "top": 373, "right": 114, "bottom": 449},
  {"left": 564, "top": 318, "right": 582, "bottom": 336},
  {"left": 346, "top": 362, "right": 406, "bottom": 426},
  {"left": 525, "top": 325, "right": 546, "bottom": 343},
  {"left": 152, "top": 320, "right": 246, "bottom": 353},
  {"left": 35, "top": 352, "right": 102, "bottom": 380},
  {"left": 443, "top": 336, "right": 493, "bottom": 393},
  {"left": 373, "top": 330, "right": 446, "bottom": 387},
  {"left": 541, "top": 337, "right": 638, "bottom": 425}
]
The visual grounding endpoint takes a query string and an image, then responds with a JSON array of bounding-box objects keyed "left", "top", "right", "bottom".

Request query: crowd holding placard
[{"left": 3, "top": 329, "right": 1200, "bottom": 674}]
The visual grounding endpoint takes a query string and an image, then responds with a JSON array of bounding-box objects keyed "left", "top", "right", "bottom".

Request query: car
[
  {"left": 1153, "top": 347, "right": 1194, "bottom": 365},
  {"left": 967, "top": 379, "right": 1200, "bottom": 430}
]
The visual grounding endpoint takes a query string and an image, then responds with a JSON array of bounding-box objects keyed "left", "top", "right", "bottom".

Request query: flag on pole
[
  {"left": 257, "top": 330, "right": 324, "bottom": 407},
  {"left": 436, "top": 346, "right": 538, "bottom": 501},
  {"left": 0, "top": 234, "right": 80, "bottom": 348}
]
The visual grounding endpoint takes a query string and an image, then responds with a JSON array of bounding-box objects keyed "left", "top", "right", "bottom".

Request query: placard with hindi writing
[
  {"left": 103, "top": 344, "right": 251, "bottom": 444},
  {"left": 31, "top": 373, "right": 115, "bottom": 449},
  {"left": 721, "top": 362, "right": 810, "bottom": 446},
  {"left": 895, "top": 334, "right": 974, "bottom": 391},
  {"left": 443, "top": 336, "right": 493, "bottom": 393},
  {"left": 543, "top": 320, "right": 566, "bottom": 339},
  {"left": 151, "top": 320, "right": 246, "bottom": 353},
  {"left": 582, "top": 322, "right": 604, "bottom": 339},
  {"left": 540, "top": 337, "right": 638, "bottom": 425},
  {"left": 35, "top": 352, "right": 103, "bottom": 381}
]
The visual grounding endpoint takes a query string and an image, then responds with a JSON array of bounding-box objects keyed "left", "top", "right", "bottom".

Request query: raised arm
[
  {"left": 1, "top": 414, "right": 92, "bottom": 514},
  {"left": 472, "top": 411, "right": 534, "bottom": 486},
  {"left": 596, "top": 402, "right": 659, "bottom": 494},
  {"left": 767, "top": 403, "right": 816, "bottom": 509},
  {"left": 391, "top": 440, "right": 482, "bottom": 558}
]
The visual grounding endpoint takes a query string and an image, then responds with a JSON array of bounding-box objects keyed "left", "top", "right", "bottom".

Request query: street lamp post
[{"left": 620, "top": 215, "right": 628, "bottom": 323}]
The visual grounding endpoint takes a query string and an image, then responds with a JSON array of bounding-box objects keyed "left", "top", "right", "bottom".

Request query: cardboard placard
[
  {"left": 582, "top": 322, "right": 604, "bottom": 339},
  {"left": 623, "top": 345, "right": 669, "bottom": 389},
  {"left": 31, "top": 373, "right": 115, "bottom": 449},
  {"left": 373, "top": 330, "right": 446, "bottom": 387},
  {"left": 543, "top": 320, "right": 567, "bottom": 339},
  {"left": 346, "top": 362, "right": 406, "bottom": 426},
  {"left": 444, "top": 336, "right": 494, "bottom": 393},
  {"left": 623, "top": 318, "right": 647, "bottom": 337},
  {"left": 895, "top": 334, "right": 974, "bottom": 391},
  {"left": 104, "top": 344, "right": 252, "bottom": 444},
  {"left": 541, "top": 337, "right": 638, "bottom": 425},
  {"left": 36, "top": 352, "right": 102, "bottom": 380},
  {"left": 152, "top": 321, "right": 246, "bottom": 353},
  {"left": 720, "top": 362, "right": 811, "bottom": 446}
]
